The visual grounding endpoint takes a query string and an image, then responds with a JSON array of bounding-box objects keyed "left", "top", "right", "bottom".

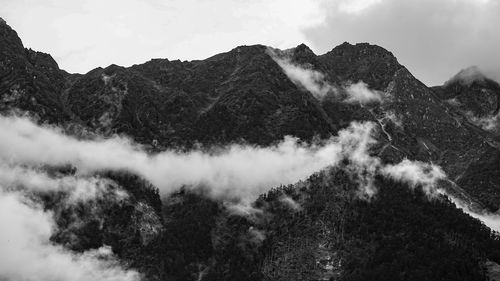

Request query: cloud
[
  {"left": 267, "top": 48, "right": 336, "bottom": 100},
  {"left": 442, "top": 190, "right": 500, "bottom": 233},
  {"left": 0, "top": 114, "right": 448, "bottom": 203},
  {"left": 344, "top": 81, "right": 382, "bottom": 104},
  {"left": 304, "top": 0, "right": 500, "bottom": 86},
  {"left": 0, "top": 112, "right": 462, "bottom": 277},
  {"left": 0, "top": 189, "right": 140, "bottom": 281},
  {"left": 279, "top": 195, "right": 302, "bottom": 211},
  {"left": 0, "top": 114, "right": 345, "bottom": 202},
  {"left": 382, "top": 159, "right": 447, "bottom": 196},
  {"left": 337, "top": 121, "right": 381, "bottom": 197},
  {"left": 0, "top": 164, "right": 127, "bottom": 203},
  {"left": 268, "top": 49, "right": 383, "bottom": 103}
]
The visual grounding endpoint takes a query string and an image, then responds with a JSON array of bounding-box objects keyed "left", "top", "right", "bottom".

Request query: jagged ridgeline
[{"left": 2, "top": 17, "right": 500, "bottom": 281}]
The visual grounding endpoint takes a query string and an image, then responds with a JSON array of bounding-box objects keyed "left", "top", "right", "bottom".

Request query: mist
[
  {"left": 0, "top": 164, "right": 126, "bottom": 203},
  {"left": 344, "top": 81, "right": 382, "bottom": 104},
  {"left": 0, "top": 189, "right": 140, "bottom": 281},
  {"left": 444, "top": 66, "right": 487, "bottom": 86},
  {"left": 0, "top": 114, "right": 344, "bottom": 201},
  {"left": 268, "top": 49, "right": 336, "bottom": 100},
  {"left": 0, "top": 114, "right": 445, "bottom": 202},
  {"left": 0, "top": 111, "right": 494, "bottom": 279},
  {"left": 268, "top": 49, "right": 383, "bottom": 103},
  {"left": 442, "top": 190, "right": 500, "bottom": 233}
]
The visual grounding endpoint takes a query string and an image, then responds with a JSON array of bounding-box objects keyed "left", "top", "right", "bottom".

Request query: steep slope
[
  {"left": 127, "top": 45, "right": 335, "bottom": 146},
  {"left": 53, "top": 45, "right": 335, "bottom": 147},
  {"left": 258, "top": 169, "right": 500, "bottom": 281},
  {"left": 0, "top": 18, "right": 71, "bottom": 122},
  {"left": 433, "top": 67, "right": 500, "bottom": 136},
  {"left": 432, "top": 67, "right": 500, "bottom": 209},
  {"left": 277, "top": 42, "right": 498, "bottom": 210}
]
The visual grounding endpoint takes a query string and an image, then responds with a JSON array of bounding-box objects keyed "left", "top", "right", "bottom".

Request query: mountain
[
  {"left": 432, "top": 67, "right": 500, "bottom": 210},
  {"left": 433, "top": 66, "right": 500, "bottom": 136},
  {"left": 2, "top": 18, "right": 500, "bottom": 280}
]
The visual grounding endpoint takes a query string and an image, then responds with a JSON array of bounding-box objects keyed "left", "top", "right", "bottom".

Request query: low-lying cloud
[
  {"left": 1, "top": 112, "right": 493, "bottom": 279},
  {"left": 344, "top": 81, "right": 382, "bottom": 104},
  {"left": 0, "top": 114, "right": 443, "bottom": 202},
  {"left": 441, "top": 190, "right": 500, "bottom": 233},
  {"left": 0, "top": 189, "right": 140, "bottom": 281},
  {"left": 382, "top": 159, "right": 446, "bottom": 195},
  {"left": 0, "top": 164, "right": 126, "bottom": 203},
  {"left": 0, "top": 114, "right": 344, "bottom": 201}
]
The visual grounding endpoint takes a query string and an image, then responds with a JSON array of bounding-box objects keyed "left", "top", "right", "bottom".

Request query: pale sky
[{"left": 1, "top": 0, "right": 499, "bottom": 86}]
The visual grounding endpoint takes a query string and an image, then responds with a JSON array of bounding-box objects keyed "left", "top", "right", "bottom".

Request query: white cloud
[
  {"left": 0, "top": 189, "right": 140, "bottom": 281},
  {"left": 0, "top": 164, "right": 126, "bottom": 203},
  {"left": 382, "top": 159, "right": 446, "bottom": 196},
  {"left": 442, "top": 190, "right": 500, "bottom": 233},
  {"left": 0, "top": 114, "right": 346, "bottom": 202},
  {"left": 268, "top": 48, "right": 336, "bottom": 100},
  {"left": 344, "top": 81, "right": 382, "bottom": 104},
  {"left": 0, "top": 114, "right": 443, "bottom": 203},
  {"left": 0, "top": 112, "right": 468, "bottom": 280},
  {"left": 269, "top": 50, "right": 384, "bottom": 103},
  {"left": 279, "top": 195, "right": 302, "bottom": 211}
]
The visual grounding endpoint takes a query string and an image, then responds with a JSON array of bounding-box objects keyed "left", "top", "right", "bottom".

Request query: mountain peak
[
  {"left": 318, "top": 41, "right": 401, "bottom": 89},
  {"left": 294, "top": 43, "right": 314, "bottom": 54},
  {"left": 444, "top": 66, "right": 489, "bottom": 87},
  {"left": 328, "top": 41, "right": 396, "bottom": 59},
  {"left": 0, "top": 17, "right": 25, "bottom": 55}
]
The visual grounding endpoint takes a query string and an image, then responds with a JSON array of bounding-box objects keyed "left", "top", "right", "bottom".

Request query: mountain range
[{"left": 1, "top": 17, "right": 500, "bottom": 281}]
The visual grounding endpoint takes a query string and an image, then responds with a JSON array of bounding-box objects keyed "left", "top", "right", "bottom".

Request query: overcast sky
[{"left": 1, "top": 0, "right": 499, "bottom": 86}]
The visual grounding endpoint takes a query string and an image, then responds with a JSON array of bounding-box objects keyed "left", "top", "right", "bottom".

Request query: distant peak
[
  {"left": 445, "top": 66, "right": 487, "bottom": 87},
  {"left": 295, "top": 43, "right": 313, "bottom": 52},
  {"left": 326, "top": 41, "right": 396, "bottom": 60}
]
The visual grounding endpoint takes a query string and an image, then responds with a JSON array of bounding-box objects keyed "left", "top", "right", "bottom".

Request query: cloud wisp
[
  {"left": 0, "top": 164, "right": 127, "bottom": 203},
  {"left": 440, "top": 190, "right": 500, "bottom": 233},
  {"left": 268, "top": 49, "right": 383, "bottom": 103},
  {"left": 267, "top": 50, "right": 336, "bottom": 100},
  {"left": 344, "top": 81, "right": 383, "bottom": 104}
]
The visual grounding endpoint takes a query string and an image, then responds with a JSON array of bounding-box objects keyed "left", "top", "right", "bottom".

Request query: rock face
[
  {"left": 2, "top": 19, "right": 500, "bottom": 280},
  {"left": 432, "top": 68, "right": 500, "bottom": 209}
]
